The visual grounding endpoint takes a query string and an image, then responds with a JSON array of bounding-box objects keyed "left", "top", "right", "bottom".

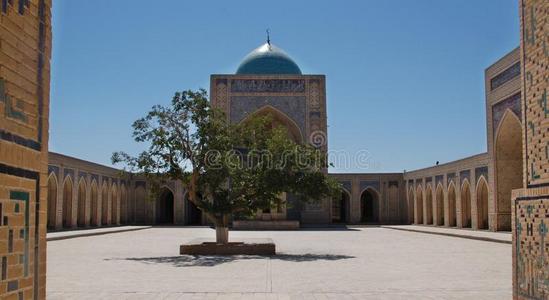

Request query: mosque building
[{"left": 44, "top": 39, "right": 523, "bottom": 232}]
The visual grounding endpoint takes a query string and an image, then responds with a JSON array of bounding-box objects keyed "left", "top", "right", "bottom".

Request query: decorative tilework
[
  {"left": 490, "top": 61, "right": 521, "bottom": 90},
  {"left": 339, "top": 181, "right": 352, "bottom": 193},
  {"left": 435, "top": 175, "right": 444, "bottom": 187},
  {"left": 447, "top": 173, "right": 456, "bottom": 184},
  {"left": 63, "top": 168, "right": 74, "bottom": 181},
  {"left": 475, "top": 166, "right": 489, "bottom": 183},
  {"left": 47, "top": 165, "right": 59, "bottom": 178},
  {"left": 78, "top": 171, "right": 87, "bottom": 181},
  {"left": 514, "top": 198, "right": 549, "bottom": 298},
  {"left": 425, "top": 177, "right": 432, "bottom": 183},
  {"left": 230, "top": 96, "right": 306, "bottom": 134},
  {"left": 230, "top": 79, "right": 305, "bottom": 93},
  {"left": 460, "top": 170, "right": 471, "bottom": 184},
  {"left": 492, "top": 92, "right": 522, "bottom": 135},
  {"left": 360, "top": 181, "right": 380, "bottom": 193}
]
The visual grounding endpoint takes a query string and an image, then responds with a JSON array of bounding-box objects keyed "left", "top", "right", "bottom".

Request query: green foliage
[{"left": 112, "top": 89, "right": 340, "bottom": 226}]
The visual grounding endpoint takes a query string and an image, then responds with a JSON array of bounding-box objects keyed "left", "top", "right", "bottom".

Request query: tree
[{"left": 112, "top": 89, "right": 340, "bottom": 244}]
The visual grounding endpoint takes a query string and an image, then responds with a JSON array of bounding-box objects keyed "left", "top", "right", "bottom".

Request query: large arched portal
[
  {"left": 360, "top": 188, "right": 379, "bottom": 223},
  {"left": 408, "top": 188, "right": 415, "bottom": 224},
  {"left": 241, "top": 106, "right": 303, "bottom": 144},
  {"left": 425, "top": 186, "right": 433, "bottom": 225},
  {"left": 77, "top": 179, "right": 86, "bottom": 227},
  {"left": 416, "top": 186, "right": 424, "bottom": 224},
  {"left": 332, "top": 190, "right": 350, "bottom": 223},
  {"left": 448, "top": 183, "right": 457, "bottom": 227},
  {"left": 90, "top": 181, "right": 98, "bottom": 226},
  {"left": 477, "top": 178, "right": 489, "bottom": 230},
  {"left": 185, "top": 194, "right": 202, "bottom": 225},
  {"left": 47, "top": 175, "right": 58, "bottom": 230},
  {"left": 461, "top": 181, "right": 472, "bottom": 228},
  {"left": 495, "top": 111, "right": 522, "bottom": 231},
  {"left": 435, "top": 184, "right": 444, "bottom": 226},
  {"left": 62, "top": 177, "right": 73, "bottom": 228},
  {"left": 156, "top": 188, "right": 175, "bottom": 224}
]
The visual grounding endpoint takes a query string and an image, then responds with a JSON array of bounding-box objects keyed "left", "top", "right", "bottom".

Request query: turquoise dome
[{"left": 236, "top": 43, "right": 302, "bottom": 75}]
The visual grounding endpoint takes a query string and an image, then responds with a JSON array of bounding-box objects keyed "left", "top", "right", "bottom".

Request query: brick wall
[
  {"left": 512, "top": 0, "right": 549, "bottom": 298},
  {"left": 0, "top": 0, "right": 52, "bottom": 299}
]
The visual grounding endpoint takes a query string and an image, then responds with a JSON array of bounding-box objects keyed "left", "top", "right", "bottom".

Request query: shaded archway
[
  {"left": 240, "top": 105, "right": 303, "bottom": 143},
  {"left": 476, "top": 177, "right": 489, "bottom": 230},
  {"left": 415, "top": 186, "right": 423, "bottom": 224},
  {"left": 332, "top": 190, "right": 350, "bottom": 223},
  {"left": 101, "top": 183, "right": 108, "bottom": 225},
  {"left": 135, "top": 186, "right": 146, "bottom": 224},
  {"left": 120, "top": 185, "right": 127, "bottom": 224},
  {"left": 110, "top": 186, "right": 118, "bottom": 225},
  {"left": 90, "top": 181, "right": 98, "bottom": 226},
  {"left": 185, "top": 193, "right": 202, "bottom": 225},
  {"left": 360, "top": 188, "right": 379, "bottom": 223},
  {"left": 425, "top": 186, "right": 433, "bottom": 225},
  {"left": 448, "top": 183, "right": 457, "bottom": 227},
  {"left": 435, "top": 184, "right": 444, "bottom": 226},
  {"left": 408, "top": 188, "right": 415, "bottom": 224},
  {"left": 47, "top": 174, "right": 58, "bottom": 230},
  {"left": 62, "top": 177, "right": 73, "bottom": 228},
  {"left": 77, "top": 179, "right": 86, "bottom": 227},
  {"left": 495, "top": 111, "right": 522, "bottom": 231},
  {"left": 461, "top": 181, "right": 472, "bottom": 228},
  {"left": 156, "top": 187, "right": 174, "bottom": 224}
]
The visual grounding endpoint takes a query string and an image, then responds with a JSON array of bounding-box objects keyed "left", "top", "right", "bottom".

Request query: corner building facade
[{"left": 0, "top": 0, "right": 52, "bottom": 299}]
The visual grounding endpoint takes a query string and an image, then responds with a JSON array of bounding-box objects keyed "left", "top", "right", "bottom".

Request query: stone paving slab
[
  {"left": 381, "top": 225, "right": 511, "bottom": 244},
  {"left": 47, "top": 227, "right": 511, "bottom": 299},
  {"left": 46, "top": 226, "right": 151, "bottom": 241}
]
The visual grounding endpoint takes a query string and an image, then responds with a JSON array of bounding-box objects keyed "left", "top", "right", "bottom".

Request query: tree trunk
[{"left": 215, "top": 226, "right": 229, "bottom": 244}]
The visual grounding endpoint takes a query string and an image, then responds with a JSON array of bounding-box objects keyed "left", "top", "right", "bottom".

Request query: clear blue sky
[{"left": 50, "top": 0, "right": 519, "bottom": 173}]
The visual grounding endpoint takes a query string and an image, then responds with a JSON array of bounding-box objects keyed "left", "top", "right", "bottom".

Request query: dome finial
[{"left": 266, "top": 29, "right": 271, "bottom": 46}]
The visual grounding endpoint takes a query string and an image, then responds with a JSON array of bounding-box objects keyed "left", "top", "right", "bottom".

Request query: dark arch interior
[
  {"left": 156, "top": 188, "right": 174, "bottom": 224},
  {"left": 361, "top": 189, "right": 379, "bottom": 223},
  {"left": 332, "top": 191, "right": 349, "bottom": 223},
  {"left": 185, "top": 194, "right": 202, "bottom": 225}
]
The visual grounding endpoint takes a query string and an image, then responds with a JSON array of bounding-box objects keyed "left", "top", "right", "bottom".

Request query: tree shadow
[{"left": 106, "top": 253, "right": 355, "bottom": 267}]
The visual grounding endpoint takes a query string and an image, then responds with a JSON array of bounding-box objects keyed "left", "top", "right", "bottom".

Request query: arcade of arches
[{"left": 45, "top": 45, "right": 523, "bottom": 232}]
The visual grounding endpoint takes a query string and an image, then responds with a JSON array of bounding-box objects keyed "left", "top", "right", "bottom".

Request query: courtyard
[{"left": 47, "top": 227, "right": 511, "bottom": 299}]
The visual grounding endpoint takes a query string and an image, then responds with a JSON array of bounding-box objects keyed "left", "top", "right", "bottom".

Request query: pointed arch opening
[
  {"left": 415, "top": 186, "right": 424, "bottom": 224},
  {"left": 495, "top": 111, "right": 522, "bottom": 231},
  {"left": 62, "top": 177, "right": 73, "bottom": 228},
  {"left": 101, "top": 183, "right": 109, "bottom": 225},
  {"left": 156, "top": 187, "right": 174, "bottom": 224},
  {"left": 408, "top": 187, "right": 415, "bottom": 224},
  {"left": 425, "top": 185, "right": 433, "bottom": 225},
  {"left": 77, "top": 179, "right": 86, "bottom": 227},
  {"left": 47, "top": 174, "right": 58, "bottom": 230},
  {"left": 435, "top": 184, "right": 444, "bottom": 226},
  {"left": 111, "top": 185, "right": 118, "bottom": 225},
  {"left": 476, "top": 177, "right": 489, "bottom": 230},
  {"left": 120, "top": 185, "right": 127, "bottom": 224},
  {"left": 448, "top": 183, "right": 457, "bottom": 227},
  {"left": 90, "top": 181, "right": 98, "bottom": 226},
  {"left": 240, "top": 105, "right": 303, "bottom": 144},
  {"left": 461, "top": 180, "right": 472, "bottom": 228},
  {"left": 185, "top": 193, "right": 202, "bottom": 225},
  {"left": 332, "top": 189, "right": 350, "bottom": 223},
  {"left": 360, "top": 188, "right": 379, "bottom": 223}
]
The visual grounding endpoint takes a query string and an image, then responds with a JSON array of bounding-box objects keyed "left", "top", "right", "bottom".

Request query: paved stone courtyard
[{"left": 47, "top": 226, "right": 511, "bottom": 299}]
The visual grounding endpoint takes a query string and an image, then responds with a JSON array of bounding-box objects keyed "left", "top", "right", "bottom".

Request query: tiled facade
[
  {"left": 0, "top": 0, "right": 52, "bottom": 299},
  {"left": 512, "top": 0, "right": 549, "bottom": 299}
]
